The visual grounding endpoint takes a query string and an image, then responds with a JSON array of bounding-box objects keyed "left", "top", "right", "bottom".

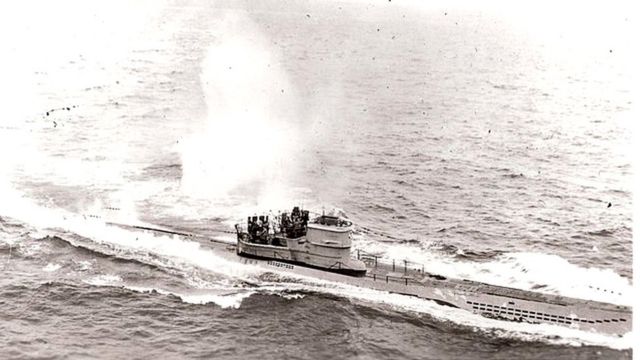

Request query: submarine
[{"left": 112, "top": 206, "right": 632, "bottom": 336}]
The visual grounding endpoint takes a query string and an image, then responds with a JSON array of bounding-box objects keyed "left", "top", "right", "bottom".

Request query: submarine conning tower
[
  {"left": 293, "top": 214, "right": 359, "bottom": 268},
  {"left": 235, "top": 208, "right": 367, "bottom": 276}
]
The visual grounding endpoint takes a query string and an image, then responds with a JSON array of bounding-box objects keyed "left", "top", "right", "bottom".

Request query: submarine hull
[
  {"left": 215, "top": 238, "right": 630, "bottom": 336},
  {"left": 111, "top": 222, "right": 632, "bottom": 336}
]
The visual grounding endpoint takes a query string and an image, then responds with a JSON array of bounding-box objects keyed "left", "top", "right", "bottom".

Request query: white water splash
[
  {"left": 42, "top": 263, "right": 62, "bottom": 272},
  {"left": 84, "top": 274, "right": 123, "bottom": 287},
  {"left": 179, "top": 11, "right": 302, "bottom": 207},
  {"left": 179, "top": 291, "right": 255, "bottom": 309}
]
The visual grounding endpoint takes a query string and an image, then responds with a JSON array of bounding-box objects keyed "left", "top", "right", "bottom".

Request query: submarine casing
[{"left": 109, "top": 221, "right": 632, "bottom": 336}]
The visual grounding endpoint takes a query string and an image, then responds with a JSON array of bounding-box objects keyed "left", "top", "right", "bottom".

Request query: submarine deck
[
  {"left": 358, "top": 253, "right": 629, "bottom": 313},
  {"left": 106, "top": 221, "right": 631, "bottom": 335}
]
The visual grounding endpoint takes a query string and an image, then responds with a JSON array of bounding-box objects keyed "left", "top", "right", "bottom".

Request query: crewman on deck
[{"left": 256, "top": 225, "right": 267, "bottom": 243}]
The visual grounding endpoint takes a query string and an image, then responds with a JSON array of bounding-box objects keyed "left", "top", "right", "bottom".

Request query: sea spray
[{"left": 179, "top": 12, "right": 303, "bottom": 209}]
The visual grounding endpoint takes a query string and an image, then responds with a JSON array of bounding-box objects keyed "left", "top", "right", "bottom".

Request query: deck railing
[
  {"left": 355, "top": 250, "right": 437, "bottom": 287},
  {"left": 356, "top": 250, "right": 426, "bottom": 274}
]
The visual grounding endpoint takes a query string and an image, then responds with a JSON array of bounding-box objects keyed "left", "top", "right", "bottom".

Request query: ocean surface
[{"left": 0, "top": 1, "right": 634, "bottom": 359}]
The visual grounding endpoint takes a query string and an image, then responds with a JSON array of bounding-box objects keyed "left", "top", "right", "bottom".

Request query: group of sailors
[
  {"left": 244, "top": 207, "right": 310, "bottom": 244},
  {"left": 281, "top": 206, "right": 309, "bottom": 239},
  {"left": 247, "top": 215, "right": 271, "bottom": 244}
]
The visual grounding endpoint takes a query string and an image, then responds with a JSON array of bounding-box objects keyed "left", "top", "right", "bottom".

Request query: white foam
[
  {"left": 0, "top": 188, "right": 256, "bottom": 278},
  {"left": 84, "top": 274, "right": 123, "bottom": 287},
  {"left": 113, "top": 284, "right": 255, "bottom": 310},
  {"left": 179, "top": 291, "right": 255, "bottom": 309},
  {"left": 43, "top": 263, "right": 61, "bottom": 272},
  {"left": 278, "top": 293, "right": 306, "bottom": 300},
  {"left": 0, "top": 235, "right": 22, "bottom": 246},
  {"left": 73, "top": 260, "right": 93, "bottom": 272}
]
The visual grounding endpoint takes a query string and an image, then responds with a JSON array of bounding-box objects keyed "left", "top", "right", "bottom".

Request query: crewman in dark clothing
[
  {"left": 281, "top": 213, "right": 291, "bottom": 237},
  {"left": 256, "top": 224, "right": 267, "bottom": 243}
]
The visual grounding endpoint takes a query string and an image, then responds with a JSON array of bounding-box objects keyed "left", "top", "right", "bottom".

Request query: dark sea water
[{"left": 0, "top": 1, "right": 634, "bottom": 359}]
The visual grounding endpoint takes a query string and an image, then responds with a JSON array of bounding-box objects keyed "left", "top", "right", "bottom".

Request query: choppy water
[{"left": 0, "top": 1, "right": 634, "bottom": 359}]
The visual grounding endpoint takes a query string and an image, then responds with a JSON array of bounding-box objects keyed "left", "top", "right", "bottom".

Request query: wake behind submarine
[{"left": 115, "top": 206, "right": 632, "bottom": 336}]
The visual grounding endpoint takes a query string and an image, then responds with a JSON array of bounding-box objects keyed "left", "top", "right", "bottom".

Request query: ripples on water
[{"left": 0, "top": 1, "right": 633, "bottom": 359}]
